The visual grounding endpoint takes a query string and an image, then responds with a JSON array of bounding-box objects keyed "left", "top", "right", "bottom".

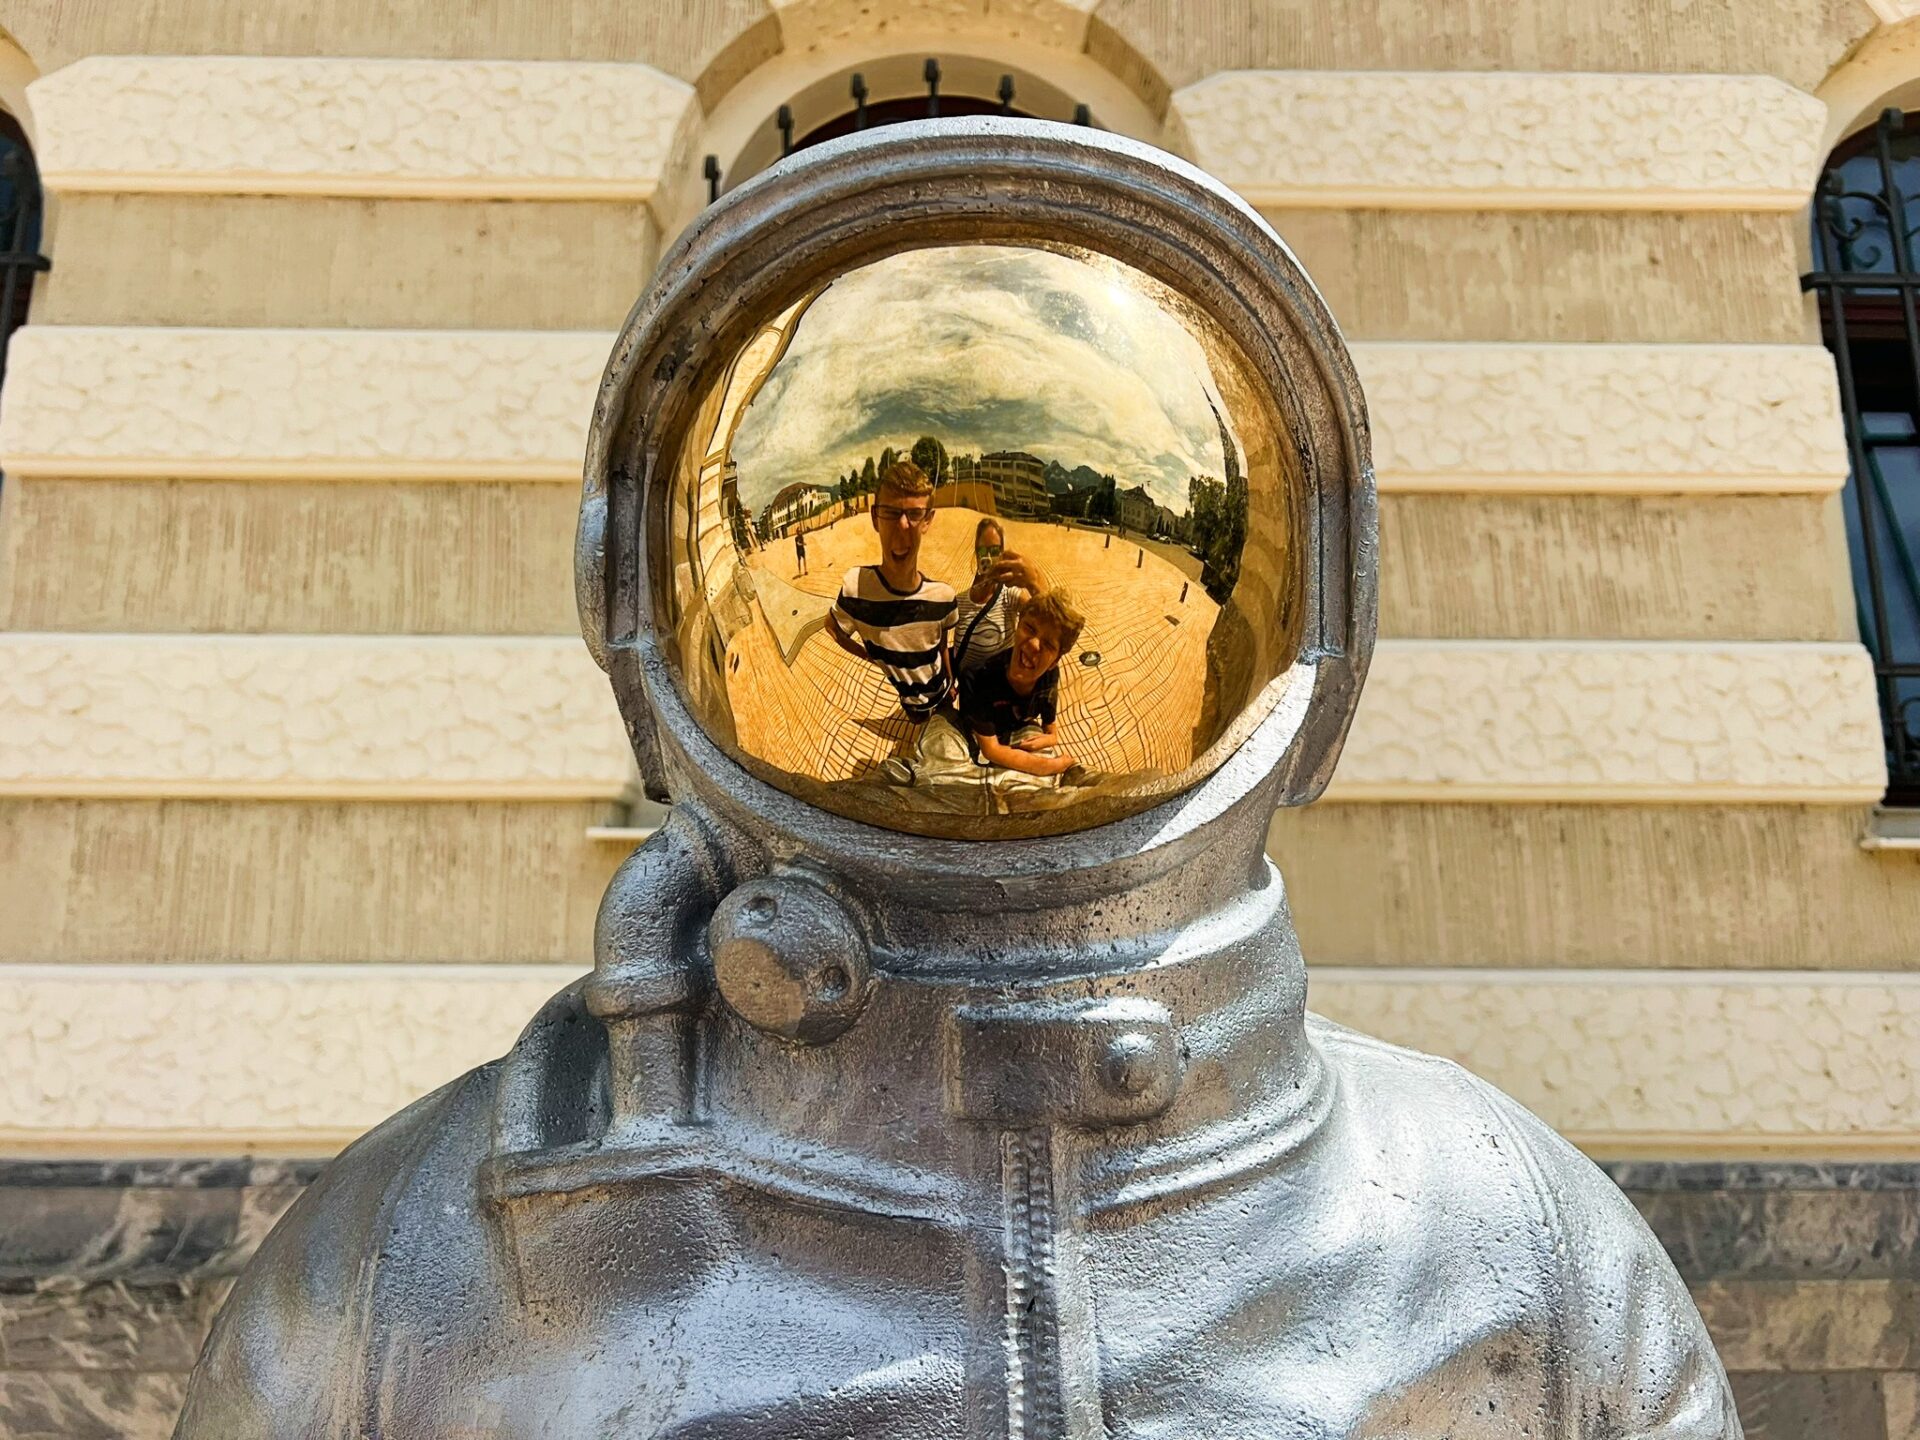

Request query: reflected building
[
  {"left": 954, "top": 449, "right": 1050, "bottom": 518},
  {"left": 720, "top": 459, "right": 754, "bottom": 552},
  {"left": 1115, "top": 484, "right": 1158, "bottom": 535},
  {"left": 932, "top": 467, "right": 997, "bottom": 513},
  {"left": 761, "top": 479, "right": 834, "bottom": 537}
]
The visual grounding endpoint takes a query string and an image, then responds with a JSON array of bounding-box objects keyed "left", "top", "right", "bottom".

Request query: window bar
[
  {"left": 1073, "top": 103, "right": 1091, "bottom": 127},
  {"left": 998, "top": 75, "right": 1015, "bottom": 115},
  {"left": 0, "top": 145, "right": 47, "bottom": 398},
  {"left": 704, "top": 154, "right": 721, "bottom": 204},
  {"left": 1871, "top": 108, "right": 1920, "bottom": 781},
  {"left": 0, "top": 154, "right": 24, "bottom": 357},
  {"left": 925, "top": 59, "right": 942, "bottom": 118},
  {"left": 1867, "top": 435, "right": 1920, "bottom": 774},
  {"left": 1810, "top": 170, "right": 1905, "bottom": 778},
  {"left": 777, "top": 105, "right": 795, "bottom": 158},
  {"left": 1865, "top": 441, "right": 1920, "bottom": 620},
  {"left": 851, "top": 73, "right": 869, "bottom": 129}
]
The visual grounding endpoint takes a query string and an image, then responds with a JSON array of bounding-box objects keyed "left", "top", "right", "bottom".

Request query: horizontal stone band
[
  {"left": 0, "top": 328, "right": 1847, "bottom": 494},
  {"left": 31, "top": 56, "right": 698, "bottom": 203},
  {"left": 2, "top": 963, "right": 1913, "bottom": 1155},
  {"left": 0, "top": 636, "right": 1884, "bottom": 802},
  {"left": 0, "top": 965, "right": 573, "bottom": 1152},
  {"left": 0, "top": 328, "right": 609, "bottom": 481},
  {"left": 1331, "top": 640, "right": 1886, "bottom": 803},
  {"left": 1356, "top": 343, "right": 1845, "bottom": 494},
  {"left": 1312, "top": 967, "right": 1920, "bottom": 1156},
  {"left": 1169, "top": 71, "right": 1826, "bottom": 210},
  {"left": 29, "top": 62, "right": 1824, "bottom": 214},
  {"left": 0, "top": 635, "right": 634, "bottom": 799}
]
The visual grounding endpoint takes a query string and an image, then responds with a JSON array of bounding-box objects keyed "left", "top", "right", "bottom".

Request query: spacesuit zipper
[{"left": 1002, "top": 1125, "right": 1066, "bottom": 1440}]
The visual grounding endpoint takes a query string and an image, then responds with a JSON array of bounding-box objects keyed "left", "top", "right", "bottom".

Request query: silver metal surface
[{"left": 176, "top": 120, "right": 1740, "bottom": 1438}]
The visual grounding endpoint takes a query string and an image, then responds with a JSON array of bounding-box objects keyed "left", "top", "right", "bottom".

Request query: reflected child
[{"left": 960, "top": 589, "right": 1086, "bottom": 778}]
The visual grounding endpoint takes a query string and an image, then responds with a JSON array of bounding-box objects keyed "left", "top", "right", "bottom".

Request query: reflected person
[
  {"left": 824, "top": 460, "right": 956, "bottom": 721},
  {"left": 959, "top": 589, "right": 1085, "bottom": 778},
  {"left": 953, "top": 517, "right": 1048, "bottom": 675}
]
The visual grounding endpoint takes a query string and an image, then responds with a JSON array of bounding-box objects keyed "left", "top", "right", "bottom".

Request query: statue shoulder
[
  {"left": 1473, "top": 1082, "right": 1741, "bottom": 1437},
  {"left": 173, "top": 1063, "right": 501, "bottom": 1438},
  {"left": 1309, "top": 1019, "right": 1738, "bottom": 1437},
  {"left": 176, "top": 979, "right": 610, "bottom": 1437}
]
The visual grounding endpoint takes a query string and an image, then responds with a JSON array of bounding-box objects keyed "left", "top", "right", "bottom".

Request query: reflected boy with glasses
[{"left": 825, "top": 460, "right": 957, "bottom": 721}]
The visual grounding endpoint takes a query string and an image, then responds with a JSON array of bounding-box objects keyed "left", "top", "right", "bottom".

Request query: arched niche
[{"left": 655, "top": 32, "right": 1169, "bottom": 240}]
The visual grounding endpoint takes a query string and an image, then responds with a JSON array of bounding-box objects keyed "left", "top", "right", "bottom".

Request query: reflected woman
[{"left": 953, "top": 517, "right": 1048, "bottom": 676}]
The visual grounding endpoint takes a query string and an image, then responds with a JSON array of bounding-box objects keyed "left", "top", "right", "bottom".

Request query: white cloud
[{"left": 729, "top": 246, "right": 1232, "bottom": 512}]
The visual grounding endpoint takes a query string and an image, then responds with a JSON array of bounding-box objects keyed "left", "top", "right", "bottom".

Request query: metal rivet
[
  {"left": 711, "top": 877, "right": 870, "bottom": 1046},
  {"left": 1103, "top": 1032, "right": 1160, "bottom": 1097}
]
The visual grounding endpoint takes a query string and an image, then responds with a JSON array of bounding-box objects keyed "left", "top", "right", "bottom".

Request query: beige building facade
[{"left": 0, "top": 1, "right": 1918, "bottom": 1434}]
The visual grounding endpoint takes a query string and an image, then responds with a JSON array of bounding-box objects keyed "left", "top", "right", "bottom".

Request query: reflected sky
[{"left": 729, "top": 246, "right": 1230, "bottom": 512}]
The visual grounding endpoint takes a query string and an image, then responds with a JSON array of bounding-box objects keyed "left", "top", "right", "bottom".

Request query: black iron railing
[
  {"left": 0, "top": 118, "right": 46, "bottom": 400},
  {"left": 705, "top": 63, "right": 1093, "bottom": 203},
  {"left": 1805, "top": 107, "right": 1920, "bottom": 804}
]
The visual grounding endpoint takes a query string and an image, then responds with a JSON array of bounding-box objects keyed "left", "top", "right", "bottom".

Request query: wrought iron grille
[
  {"left": 705, "top": 63, "right": 1092, "bottom": 202},
  {"left": 1806, "top": 107, "right": 1920, "bottom": 804},
  {"left": 0, "top": 113, "right": 46, "bottom": 402}
]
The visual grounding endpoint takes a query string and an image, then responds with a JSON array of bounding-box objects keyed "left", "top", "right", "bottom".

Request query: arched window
[
  {"left": 1807, "top": 107, "right": 1920, "bottom": 805},
  {"left": 0, "top": 108, "right": 43, "bottom": 395},
  {"left": 706, "top": 60, "right": 1093, "bottom": 203}
]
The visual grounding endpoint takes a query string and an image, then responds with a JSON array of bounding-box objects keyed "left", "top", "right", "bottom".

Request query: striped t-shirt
[
  {"left": 831, "top": 565, "right": 958, "bottom": 719},
  {"left": 952, "top": 583, "right": 1019, "bottom": 674}
]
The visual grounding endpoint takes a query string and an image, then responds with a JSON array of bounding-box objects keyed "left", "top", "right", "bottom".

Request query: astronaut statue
[{"left": 176, "top": 121, "right": 1739, "bottom": 1438}]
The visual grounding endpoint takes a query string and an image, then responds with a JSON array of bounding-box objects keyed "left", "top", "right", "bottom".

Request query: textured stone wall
[
  {"left": 0, "top": 21, "right": 1910, "bottom": 1152},
  {"left": 1, "top": 9, "right": 1917, "bottom": 1436},
  {"left": 1169, "top": 71, "right": 1827, "bottom": 209},
  {"left": 0, "top": 800, "right": 627, "bottom": 965},
  {"left": 33, "top": 57, "right": 698, "bottom": 205},
  {"left": 5, "top": 964, "right": 1919, "bottom": 1154},
  {"left": 0, "top": 635, "right": 1883, "bottom": 803},
  {"left": 1270, "top": 803, "right": 1920, "bottom": 971},
  {"left": 0, "top": 485, "right": 1855, "bottom": 641},
  {"left": 33, "top": 196, "right": 662, "bottom": 330},
  {"left": 1619, "top": 1163, "right": 1920, "bottom": 1440},
  {"left": 0, "top": 328, "right": 1849, "bottom": 491},
  {"left": 2, "top": 0, "right": 1874, "bottom": 94}
]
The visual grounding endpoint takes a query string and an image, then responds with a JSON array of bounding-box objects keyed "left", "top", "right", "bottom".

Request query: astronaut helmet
[{"left": 576, "top": 118, "right": 1376, "bottom": 885}]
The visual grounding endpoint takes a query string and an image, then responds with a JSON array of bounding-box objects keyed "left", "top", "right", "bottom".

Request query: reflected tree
[
  {"left": 910, "top": 434, "right": 949, "bottom": 481},
  {"left": 1188, "top": 474, "right": 1247, "bottom": 602}
]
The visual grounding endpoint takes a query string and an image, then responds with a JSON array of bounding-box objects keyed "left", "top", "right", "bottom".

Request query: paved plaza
[{"left": 730, "top": 507, "right": 1220, "bottom": 783}]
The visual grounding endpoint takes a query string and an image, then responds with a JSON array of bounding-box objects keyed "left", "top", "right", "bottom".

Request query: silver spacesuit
[{"left": 175, "top": 119, "right": 1739, "bottom": 1439}]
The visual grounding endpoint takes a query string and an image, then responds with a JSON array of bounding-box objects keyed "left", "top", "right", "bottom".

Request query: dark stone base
[
  {"left": 0, "top": 1160, "right": 317, "bottom": 1440},
  {"left": 0, "top": 1159, "right": 1914, "bottom": 1438},
  {"left": 1605, "top": 1162, "right": 1920, "bottom": 1440}
]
